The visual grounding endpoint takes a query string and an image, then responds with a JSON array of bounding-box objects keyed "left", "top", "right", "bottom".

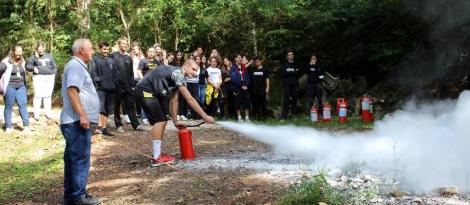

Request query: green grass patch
[
  {"left": 0, "top": 128, "right": 64, "bottom": 204},
  {"left": 252, "top": 115, "right": 374, "bottom": 131},
  {"left": 278, "top": 173, "right": 345, "bottom": 205},
  {"left": 278, "top": 172, "right": 381, "bottom": 205}
]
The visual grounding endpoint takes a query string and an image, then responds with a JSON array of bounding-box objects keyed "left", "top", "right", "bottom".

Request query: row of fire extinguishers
[{"left": 310, "top": 94, "right": 374, "bottom": 123}]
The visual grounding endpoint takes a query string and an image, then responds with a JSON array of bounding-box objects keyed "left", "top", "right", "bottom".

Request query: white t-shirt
[{"left": 206, "top": 66, "right": 221, "bottom": 86}]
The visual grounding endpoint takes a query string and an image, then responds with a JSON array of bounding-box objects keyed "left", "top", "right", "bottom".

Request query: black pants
[
  {"left": 281, "top": 83, "right": 298, "bottom": 119},
  {"left": 307, "top": 83, "right": 323, "bottom": 113},
  {"left": 134, "top": 80, "right": 143, "bottom": 118},
  {"left": 114, "top": 89, "right": 140, "bottom": 129},
  {"left": 251, "top": 87, "right": 267, "bottom": 120},
  {"left": 207, "top": 94, "right": 222, "bottom": 117},
  {"left": 183, "top": 83, "right": 199, "bottom": 118},
  {"left": 224, "top": 86, "right": 235, "bottom": 119}
]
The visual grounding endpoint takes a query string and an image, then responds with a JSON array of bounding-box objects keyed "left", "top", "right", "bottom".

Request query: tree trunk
[
  {"left": 47, "top": 0, "right": 55, "bottom": 53},
  {"left": 119, "top": 7, "right": 131, "bottom": 45},
  {"left": 154, "top": 19, "right": 161, "bottom": 45},
  {"left": 252, "top": 22, "right": 258, "bottom": 56},
  {"left": 175, "top": 28, "right": 179, "bottom": 51},
  {"left": 76, "top": 0, "right": 91, "bottom": 37}
]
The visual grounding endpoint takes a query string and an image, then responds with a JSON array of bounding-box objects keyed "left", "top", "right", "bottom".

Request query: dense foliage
[{"left": 1, "top": 0, "right": 469, "bottom": 102}]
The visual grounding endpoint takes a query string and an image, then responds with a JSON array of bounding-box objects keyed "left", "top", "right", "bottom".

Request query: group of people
[
  {"left": 59, "top": 38, "right": 216, "bottom": 205},
  {"left": 0, "top": 42, "right": 57, "bottom": 134},
  {"left": 86, "top": 38, "right": 274, "bottom": 139},
  {"left": 0, "top": 37, "right": 326, "bottom": 205}
]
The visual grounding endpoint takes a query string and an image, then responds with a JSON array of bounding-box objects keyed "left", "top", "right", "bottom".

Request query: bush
[{"left": 278, "top": 173, "right": 345, "bottom": 205}]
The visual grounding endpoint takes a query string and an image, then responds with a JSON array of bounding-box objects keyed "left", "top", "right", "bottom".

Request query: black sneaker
[
  {"left": 101, "top": 128, "right": 115, "bottom": 137},
  {"left": 72, "top": 193, "right": 102, "bottom": 205}
]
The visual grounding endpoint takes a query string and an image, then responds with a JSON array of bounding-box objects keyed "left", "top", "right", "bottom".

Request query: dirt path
[{"left": 17, "top": 121, "right": 305, "bottom": 205}]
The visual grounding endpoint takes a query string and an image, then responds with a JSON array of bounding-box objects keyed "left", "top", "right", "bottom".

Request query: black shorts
[
  {"left": 234, "top": 90, "right": 251, "bottom": 110},
  {"left": 97, "top": 90, "right": 115, "bottom": 116},
  {"left": 136, "top": 89, "right": 170, "bottom": 125}
]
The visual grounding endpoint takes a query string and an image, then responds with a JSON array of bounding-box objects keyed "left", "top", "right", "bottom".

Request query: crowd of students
[
  {"left": 0, "top": 38, "right": 326, "bottom": 135},
  {"left": 86, "top": 37, "right": 274, "bottom": 137}
]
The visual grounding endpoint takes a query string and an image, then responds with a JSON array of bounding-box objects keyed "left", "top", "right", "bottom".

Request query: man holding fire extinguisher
[{"left": 135, "top": 59, "right": 215, "bottom": 166}]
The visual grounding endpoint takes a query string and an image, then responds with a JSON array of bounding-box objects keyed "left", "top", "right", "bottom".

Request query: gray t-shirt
[{"left": 60, "top": 57, "right": 100, "bottom": 125}]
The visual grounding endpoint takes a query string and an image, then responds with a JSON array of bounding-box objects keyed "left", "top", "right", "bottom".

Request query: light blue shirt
[{"left": 60, "top": 56, "right": 100, "bottom": 125}]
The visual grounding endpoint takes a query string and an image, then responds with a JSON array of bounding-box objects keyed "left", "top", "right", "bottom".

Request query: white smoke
[{"left": 218, "top": 91, "right": 470, "bottom": 193}]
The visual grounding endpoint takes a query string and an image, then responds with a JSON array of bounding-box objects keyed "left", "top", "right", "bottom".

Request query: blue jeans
[
  {"left": 3, "top": 85, "right": 30, "bottom": 128},
  {"left": 60, "top": 121, "right": 92, "bottom": 201},
  {"left": 197, "top": 84, "right": 206, "bottom": 105}
]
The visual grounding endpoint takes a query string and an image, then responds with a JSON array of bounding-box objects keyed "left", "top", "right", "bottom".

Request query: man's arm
[
  {"left": 67, "top": 86, "right": 90, "bottom": 129},
  {"left": 170, "top": 91, "right": 179, "bottom": 124}
]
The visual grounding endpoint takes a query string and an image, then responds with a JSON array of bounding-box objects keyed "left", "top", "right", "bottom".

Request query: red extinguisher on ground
[
  {"left": 338, "top": 98, "right": 348, "bottom": 123},
  {"left": 361, "top": 94, "right": 374, "bottom": 122},
  {"left": 310, "top": 104, "right": 319, "bottom": 123},
  {"left": 322, "top": 102, "right": 332, "bottom": 123},
  {"left": 177, "top": 122, "right": 205, "bottom": 160}
]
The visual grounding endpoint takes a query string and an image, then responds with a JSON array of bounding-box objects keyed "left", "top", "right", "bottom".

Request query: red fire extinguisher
[
  {"left": 338, "top": 98, "right": 348, "bottom": 123},
  {"left": 178, "top": 128, "right": 196, "bottom": 160},
  {"left": 310, "top": 105, "right": 319, "bottom": 123},
  {"left": 361, "top": 94, "right": 373, "bottom": 122},
  {"left": 337, "top": 98, "right": 346, "bottom": 115},
  {"left": 323, "top": 103, "right": 332, "bottom": 122}
]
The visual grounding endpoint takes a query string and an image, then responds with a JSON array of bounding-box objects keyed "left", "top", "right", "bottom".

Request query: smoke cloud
[{"left": 218, "top": 91, "right": 470, "bottom": 193}]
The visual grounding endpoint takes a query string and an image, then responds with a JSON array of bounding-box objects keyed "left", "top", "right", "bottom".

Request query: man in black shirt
[
  {"left": 306, "top": 53, "right": 325, "bottom": 115},
  {"left": 137, "top": 47, "right": 160, "bottom": 78},
  {"left": 89, "top": 41, "right": 117, "bottom": 136},
  {"left": 249, "top": 56, "right": 270, "bottom": 120},
  {"left": 109, "top": 38, "right": 143, "bottom": 132},
  {"left": 135, "top": 59, "right": 215, "bottom": 166},
  {"left": 281, "top": 51, "right": 301, "bottom": 120}
]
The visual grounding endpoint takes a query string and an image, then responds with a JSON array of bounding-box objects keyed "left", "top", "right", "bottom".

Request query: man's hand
[
  {"left": 242, "top": 85, "right": 247, "bottom": 90},
  {"left": 174, "top": 121, "right": 185, "bottom": 130},
  {"left": 203, "top": 115, "right": 215, "bottom": 124},
  {"left": 79, "top": 115, "right": 90, "bottom": 129},
  {"left": 33, "top": 67, "right": 39, "bottom": 74}
]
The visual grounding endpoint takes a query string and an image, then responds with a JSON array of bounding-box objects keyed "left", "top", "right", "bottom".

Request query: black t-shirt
[
  {"left": 198, "top": 66, "right": 208, "bottom": 85},
  {"left": 136, "top": 65, "right": 186, "bottom": 97},
  {"left": 250, "top": 66, "right": 269, "bottom": 88},
  {"left": 306, "top": 64, "right": 325, "bottom": 84},
  {"left": 138, "top": 58, "right": 160, "bottom": 77},
  {"left": 0, "top": 60, "right": 25, "bottom": 88},
  {"left": 282, "top": 61, "right": 300, "bottom": 85}
]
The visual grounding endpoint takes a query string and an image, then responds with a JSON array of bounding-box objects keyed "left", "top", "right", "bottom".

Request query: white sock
[
  {"left": 238, "top": 115, "right": 242, "bottom": 120},
  {"left": 245, "top": 116, "right": 249, "bottom": 120},
  {"left": 152, "top": 140, "right": 162, "bottom": 159}
]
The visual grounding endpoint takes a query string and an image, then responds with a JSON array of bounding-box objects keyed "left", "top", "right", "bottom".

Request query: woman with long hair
[
  {"left": 26, "top": 41, "right": 57, "bottom": 121},
  {"left": 173, "top": 50, "right": 184, "bottom": 67},
  {"left": 166, "top": 52, "right": 174, "bottom": 66},
  {"left": 197, "top": 56, "right": 208, "bottom": 106},
  {"left": 222, "top": 57, "right": 234, "bottom": 118},
  {"left": 130, "top": 42, "right": 145, "bottom": 81},
  {"left": 0, "top": 44, "right": 31, "bottom": 133}
]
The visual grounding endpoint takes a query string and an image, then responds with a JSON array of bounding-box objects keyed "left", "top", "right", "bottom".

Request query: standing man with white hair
[{"left": 60, "top": 38, "right": 102, "bottom": 205}]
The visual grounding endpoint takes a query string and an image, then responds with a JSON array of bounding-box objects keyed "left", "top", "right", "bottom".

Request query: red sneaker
[{"left": 151, "top": 154, "right": 176, "bottom": 167}]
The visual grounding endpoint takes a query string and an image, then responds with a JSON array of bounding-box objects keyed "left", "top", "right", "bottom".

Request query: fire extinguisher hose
[{"left": 185, "top": 121, "right": 206, "bottom": 128}]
